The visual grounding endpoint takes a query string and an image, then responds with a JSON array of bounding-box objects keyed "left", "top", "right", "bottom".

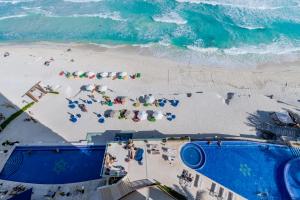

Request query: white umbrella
[
  {"left": 118, "top": 72, "right": 127, "bottom": 77},
  {"left": 145, "top": 95, "right": 155, "bottom": 104},
  {"left": 96, "top": 85, "right": 108, "bottom": 92},
  {"left": 86, "top": 71, "right": 95, "bottom": 78},
  {"left": 99, "top": 72, "right": 108, "bottom": 78},
  {"left": 108, "top": 72, "right": 116, "bottom": 77},
  {"left": 153, "top": 110, "right": 163, "bottom": 120},
  {"left": 137, "top": 111, "right": 147, "bottom": 121},
  {"left": 84, "top": 84, "right": 95, "bottom": 92},
  {"left": 73, "top": 71, "right": 84, "bottom": 77}
]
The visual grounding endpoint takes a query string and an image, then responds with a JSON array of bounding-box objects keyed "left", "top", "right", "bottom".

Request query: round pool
[
  {"left": 284, "top": 157, "right": 300, "bottom": 200},
  {"left": 180, "top": 143, "right": 205, "bottom": 169}
]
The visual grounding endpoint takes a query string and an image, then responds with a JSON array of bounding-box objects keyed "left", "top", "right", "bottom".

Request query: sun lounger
[
  {"left": 194, "top": 174, "right": 200, "bottom": 187},
  {"left": 227, "top": 192, "right": 234, "bottom": 200},
  {"left": 217, "top": 187, "right": 225, "bottom": 200},
  {"left": 134, "top": 148, "right": 144, "bottom": 162},
  {"left": 151, "top": 149, "right": 160, "bottom": 154},
  {"left": 209, "top": 182, "right": 217, "bottom": 196},
  {"left": 167, "top": 148, "right": 176, "bottom": 155}
]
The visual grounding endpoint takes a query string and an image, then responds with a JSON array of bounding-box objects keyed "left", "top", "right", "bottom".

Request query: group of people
[{"left": 179, "top": 169, "right": 194, "bottom": 186}]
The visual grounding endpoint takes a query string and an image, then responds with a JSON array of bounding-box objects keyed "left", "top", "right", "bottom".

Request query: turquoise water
[{"left": 1, "top": 0, "right": 300, "bottom": 66}]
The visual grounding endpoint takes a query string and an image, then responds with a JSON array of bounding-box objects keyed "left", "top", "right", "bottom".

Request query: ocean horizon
[{"left": 1, "top": 0, "right": 300, "bottom": 67}]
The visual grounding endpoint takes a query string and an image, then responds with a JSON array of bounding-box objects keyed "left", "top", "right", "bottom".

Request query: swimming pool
[
  {"left": 0, "top": 145, "right": 106, "bottom": 184},
  {"left": 180, "top": 141, "right": 294, "bottom": 200}
]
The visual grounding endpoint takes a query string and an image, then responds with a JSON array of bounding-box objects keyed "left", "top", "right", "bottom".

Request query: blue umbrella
[
  {"left": 70, "top": 116, "right": 77, "bottom": 123},
  {"left": 68, "top": 104, "right": 76, "bottom": 109},
  {"left": 98, "top": 117, "right": 105, "bottom": 123},
  {"left": 159, "top": 102, "right": 165, "bottom": 107}
]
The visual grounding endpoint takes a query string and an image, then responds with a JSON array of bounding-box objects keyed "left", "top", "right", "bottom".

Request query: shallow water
[{"left": 1, "top": 0, "right": 300, "bottom": 67}]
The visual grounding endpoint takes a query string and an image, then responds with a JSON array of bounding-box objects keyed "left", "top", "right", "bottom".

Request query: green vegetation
[
  {"left": 48, "top": 91, "right": 59, "bottom": 95},
  {"left": 156, "top": 182, "right": 187, "bottom": 200},
  {"left": 0, "top": 102, "right": 34, "bottom": 131},
  {"left": 167, "top": 136, "right": 190, "bottom": 141}
]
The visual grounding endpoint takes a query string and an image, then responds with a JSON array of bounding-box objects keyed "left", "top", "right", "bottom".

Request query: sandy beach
[{"left": 0, "top": 42, "right": 300, "bottom": 143}]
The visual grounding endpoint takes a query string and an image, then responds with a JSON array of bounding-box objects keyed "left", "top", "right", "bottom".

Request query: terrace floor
[{"left": 105, "top": 139, "right": 246, "bottom": 200}]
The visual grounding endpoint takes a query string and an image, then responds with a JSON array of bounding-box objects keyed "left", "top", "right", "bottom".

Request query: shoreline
[{"left": 1, "top": 41, "right": 300, "bottom": 70}]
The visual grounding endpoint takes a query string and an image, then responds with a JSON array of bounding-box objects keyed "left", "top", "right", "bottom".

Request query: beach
[{"left": 1, "top": 42, "right": 300, "bottom": 143}]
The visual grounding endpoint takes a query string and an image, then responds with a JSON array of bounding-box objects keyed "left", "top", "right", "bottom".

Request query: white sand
[{"left": 0, "top": 43, "right": 300, "bottom": 143}]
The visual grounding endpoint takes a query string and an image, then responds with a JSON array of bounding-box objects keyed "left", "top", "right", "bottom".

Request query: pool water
[
  {"left": 0, "top": 146, "right": 106, "bottom": 184},
  {"left": 181, "top": 141, "right": 294, "bottom": 200}
]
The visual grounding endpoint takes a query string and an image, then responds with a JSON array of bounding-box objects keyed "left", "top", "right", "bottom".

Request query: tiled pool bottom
[
  {"left": 181, "top": 141, "right": 294, "bottom": 200},
  {"left": 0, "top": 145, "right": 106, "bottom": 184}
]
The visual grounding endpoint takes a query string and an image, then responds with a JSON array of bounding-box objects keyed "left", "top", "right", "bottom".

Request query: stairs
[{"left": 98, "top": 177, "right": 156, "bottom": 200}]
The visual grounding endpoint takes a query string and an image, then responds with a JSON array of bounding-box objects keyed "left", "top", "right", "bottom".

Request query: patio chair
[
  {"left": 217, "top": 187, "right": 225, "bottom": 200},
  {"left": 209, "top": 182, "right": 217, "bottom": 196}
]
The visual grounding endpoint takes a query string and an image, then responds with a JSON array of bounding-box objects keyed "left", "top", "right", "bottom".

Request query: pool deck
[
  {"left": 0, "top": 179, "right": 106, "bottom": 200},
  {"left": 104, "top": 139, "right": 246, "bottom": 200}
]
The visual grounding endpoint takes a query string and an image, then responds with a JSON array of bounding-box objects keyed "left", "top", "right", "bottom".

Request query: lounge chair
[
  {"left": 194, "top": 174, "right": 200, "bottom": 187},
  {"left": 134, "top": 148, "right": 144, "bottom": 162},
  {"left": 217, "top": 187, "right": 225, "bottom": 200},
  {"left": 209, "top": 182, "right": 217, "bottom": 196},
  {"left": 227, "top": 192, "right": 234, "bottom": 200},
  {"left": 44, "top": 190, "right": 56, "bottom": 199}
]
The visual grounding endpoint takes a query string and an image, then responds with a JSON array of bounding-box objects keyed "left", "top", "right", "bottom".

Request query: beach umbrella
[
  {"left": 118, "top": 72, "right": 127, "bottom": 77},
  {"left": 84, "top": 84, "right": 95, "bottom": 92},
  {"left": 99, "top": 72, "right": 108, "bottom": 78},
  {"left": 108, "top": 72, "right": 117, "bottom": 77},
  {"left": 145, "top": 95, "right": 155, "bottom": 104},
  {"left": 96, "top": 85, "right": 108, "bottom": 92},
  {"left": 73, "top": 71, "right": 84, "bottom": 77},
  {"left": 86, "top": 71, "right": 95, "bottom": 78},
  {"left": 153, "top": 110, "right": 163, "bottom": 120},
  {"left": 137, "top": 111, "right": 147, "bottom": 121}
]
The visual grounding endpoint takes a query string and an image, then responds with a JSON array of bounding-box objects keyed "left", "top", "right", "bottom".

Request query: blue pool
[
  {"left": 0, "top": 146, "right": 106, "bottom": 184},
  {"left": 180, "top": 141, "right": 294, "bottom": 200}
]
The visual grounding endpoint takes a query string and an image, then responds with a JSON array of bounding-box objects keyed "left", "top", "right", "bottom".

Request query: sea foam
[{"left": 152, "top": 12, "right": 187, "bottom": 25}]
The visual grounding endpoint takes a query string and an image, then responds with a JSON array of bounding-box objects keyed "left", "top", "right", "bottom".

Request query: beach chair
[
  {"left": 194, "top": 174, "right": 200, "bottom": 187},
  {"left": 227, "top": 192, "right": 234, "bottom": 200},
  {"left": 209, "top": 182, "right": 217, "bottom": 196},
  {"left": 217, "top": 187, "right": 225, "bottom": 200},
  {"left": 167, "top": 155, "right": 175, "bottom": 162}
]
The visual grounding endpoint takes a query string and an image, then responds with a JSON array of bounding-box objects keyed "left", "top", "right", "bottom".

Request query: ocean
[{"left": 1, "top": 0, "right": 300, "bottom": 67}]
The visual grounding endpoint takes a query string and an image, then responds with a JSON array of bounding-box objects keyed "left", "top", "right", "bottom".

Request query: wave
[
  {"left": 0, "top": 0, "right": 33, "bottom": 4},
  {"left": 63, "top": 0, "right": 102, "bottom": 2},
  {"left": 70, "top": 12, "right": 126, "bottom": 21},
  {"left": 175, "top": 0, "right": 299, "bottom": 10},
  {"left": 0, "top": 14, "right": 27, "bottom": 20},
  {"left": 2, "top": 8, "right": 126, "bottom": 22},
  {"left": 237, "top": 25, "right": 266, "bottom": 30},
  {"left": 187, "top": 39, "right": 300, "bottom": 56},
  {"left": 152, "top": 12, "right": 187, "bottom": 25}
]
